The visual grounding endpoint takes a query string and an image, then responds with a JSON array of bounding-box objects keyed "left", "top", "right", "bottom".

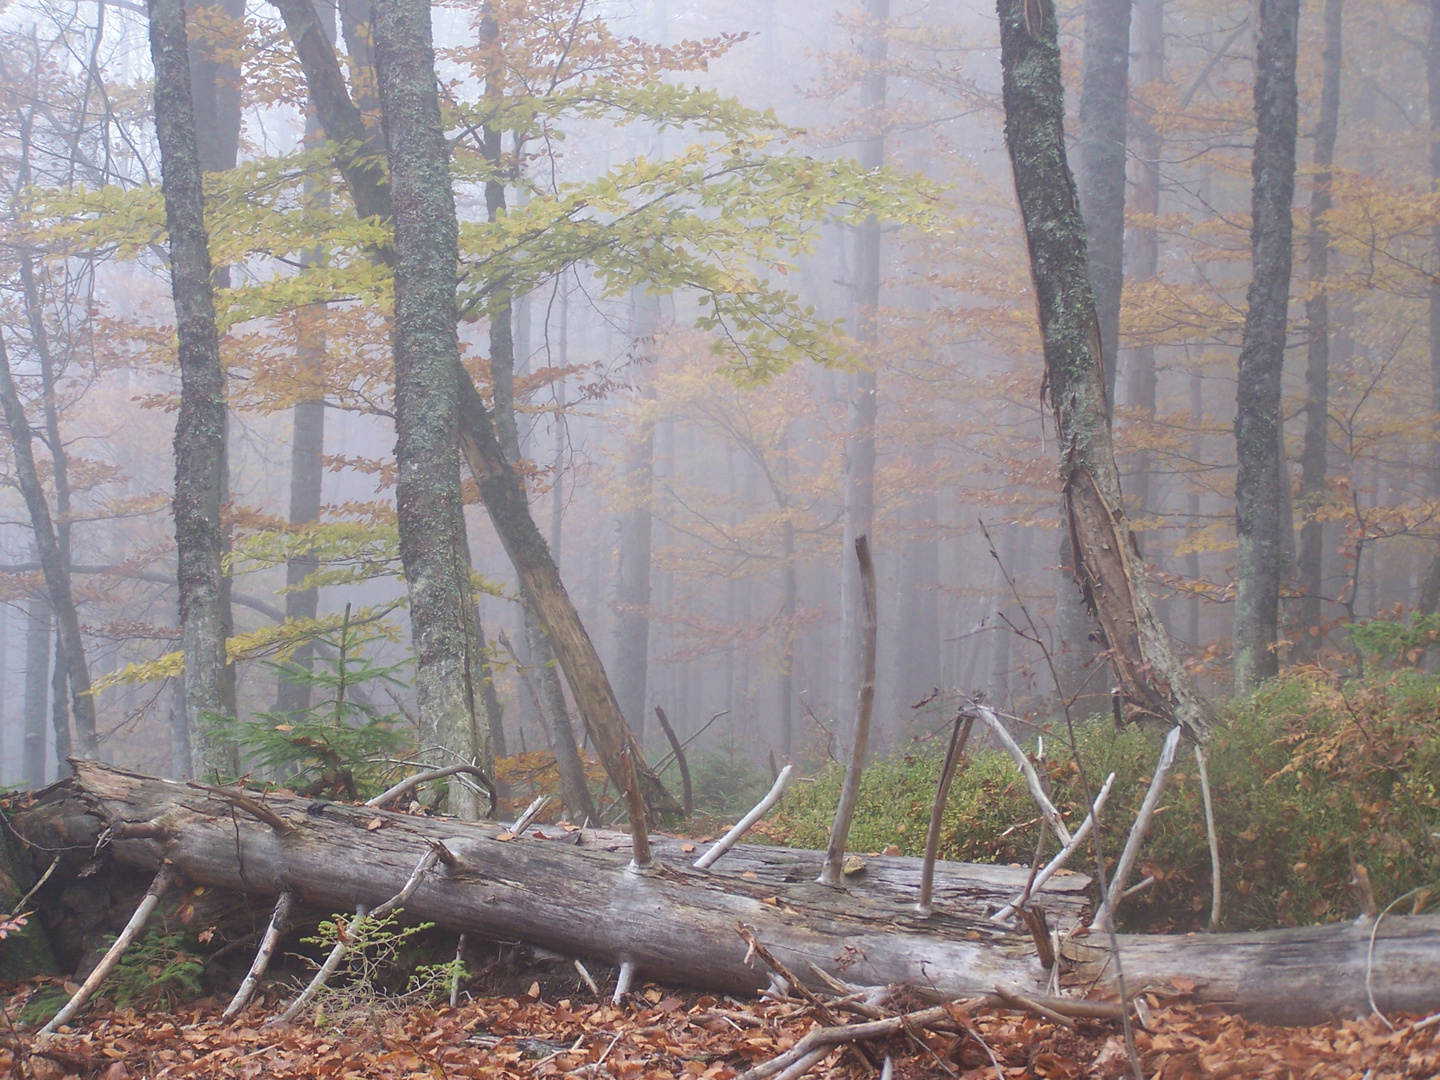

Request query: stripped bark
[{"left": 996, "top": 0, "right": 1212, "bottom": 742}]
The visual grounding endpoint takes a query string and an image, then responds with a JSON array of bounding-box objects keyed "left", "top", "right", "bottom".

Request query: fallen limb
[
  {"left": 367, "top": 765, "right": 497, "bottom": 817},
  {"left": 694, "top": 766, "right": 793, "bottom": 870},
  {"left": 973, "top": 706, "right": 1072, "bottom": 847},
  {"left": 993, "top": 985, "right": 1075, "bottom": 1029},
  {"left": 1093, "top": 726, "right": 1181, "bottom": 930},
  {"left": 40, "top": 864, "right": 178, "bottom": 1034},
  {"left": 224, "top": 889, "right": 295, "bottom": 1020},
  {"left": 992, "top": 771, "right": 1115, "bottom": 923}
]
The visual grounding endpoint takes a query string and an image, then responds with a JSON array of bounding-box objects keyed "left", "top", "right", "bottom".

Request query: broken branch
[
  {"left": 224, "top": 889, "right": 295, "bottom": 1021},
  {"left": 694, "top": 765, "right": 793, "bottom": 870}
]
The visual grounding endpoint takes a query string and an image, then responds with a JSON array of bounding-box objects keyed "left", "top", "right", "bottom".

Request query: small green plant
[
  {"left": 299, "top": 908, "right": 457, "bottom": 1023},
  {"left": 210, "top": 607, "right": 414, "bottom": 799},
  {"left": 689, "top": 744, "right": 770, "bottom": 818},
  {"left": 105, "top": 927, "right": 205, "bottom": 1009},
  {"left": 1349, "top": 612, "right": 1440, "bottom": 668}
]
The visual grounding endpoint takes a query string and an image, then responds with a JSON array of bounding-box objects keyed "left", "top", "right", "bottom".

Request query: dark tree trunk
[
  {"left": 997, "top": 0, "right": 1211, "bottom": 741},
  {"left": 23, "top": 591, "right": 50, "bottom": 786},
  {"left": 1295, "top": 0, "right": 1343, "bottom": 653},
  {"left": 838, "top": 0, "right": 886, "bottom": 752},
  {"left": 271, "top": 0, "right": 673, "bottom": 816},
  {"left": 370, "top": 0, "right": 488, "bottom": 813},
  {"left": 1076, "top": 0, "right": 1132, "bottom": 416},
  {"left": 0, "top": 338, "right": 98, "bottom": 758},
  {"left": 1233, "top": 0, "right": 1300, "bottom": 693},
  {"left": 147, "top": 0, "right": 232, "bottom": 775}
]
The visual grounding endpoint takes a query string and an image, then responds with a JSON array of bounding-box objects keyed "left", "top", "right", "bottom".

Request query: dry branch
[
  {"left": 224, "top": 889, "right": 295, "bottom": 1020},
  {"left": 918, "top": 712, "right": 975, "bottom": 915},
  {"left": 694, "top": 766, "right": 793, "bottom": 870},
  {"left": 973, "top": 706, "right": 1071, "bottom": 846},
  {"left": 992, "top": 771, "right": 1115, "bottom": 923},
  {"left": 653, "top": 706, "right": 693, "bottom": 817},
  {"left": 1093, "top": 726, "right": 1181, "bottom": 930},
  {"left": 367, "top": 765, "right": 497, "bottom": 816}
]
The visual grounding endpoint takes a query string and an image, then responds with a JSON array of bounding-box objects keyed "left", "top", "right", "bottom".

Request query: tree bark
[
  {"left": 997, "top": 0, "right": 1211, "bottom": 742},
  {"left": 23, "top": 590, "right": 51, "bottom": 786},
  {"left": 370, "top": 0, "right": 488, "bottom": 814},
  {"left": 270, "top": 0, "right": 675, "bottom": 816},
  {"left": 1233, "top": 0, "right": 1301, "bottom": 693},
  {"left": 147, "top": 0, "right": 232, "bottom": 775},
  {"left": 1422, "top": 0, "right": 1440, "bottom": 609},
  {"left": 1295, "top": 0, "right": 1343, "bottom": 655},
  {"left": 0, "top": 337, "right": 98, "bottom": 758},
  {"left": 1076, "top": 0, "right": 1133, "bottom": 416},
  {"left": 837, "top": 0, "right": 886, "bottom": 754},
  {"left": 19, "top": 761, "right": 1440, "bottom": 1027}
]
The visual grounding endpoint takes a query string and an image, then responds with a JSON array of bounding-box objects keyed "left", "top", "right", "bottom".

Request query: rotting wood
[{"left": 17, "top": 762, "right": 1440, "bottom": 1025}]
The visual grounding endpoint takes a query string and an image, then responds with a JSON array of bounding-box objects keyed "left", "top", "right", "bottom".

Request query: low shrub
[{"left": 766, "top": 672, "right": 1440, "bottom": 931}]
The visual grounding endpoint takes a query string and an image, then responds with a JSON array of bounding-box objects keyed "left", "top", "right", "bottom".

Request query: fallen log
[{"left": 14, "top": 762, "right": 1440, "bottom": 1026}]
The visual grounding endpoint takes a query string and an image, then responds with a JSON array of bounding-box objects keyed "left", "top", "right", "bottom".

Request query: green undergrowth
[{"left": 766, "top": 673, "right": 1440, "bottom": 932}]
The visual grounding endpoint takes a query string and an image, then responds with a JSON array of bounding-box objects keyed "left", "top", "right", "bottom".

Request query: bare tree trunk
[
  {"left": 1295, "top": 0, "right": 1343, "bottom": 654},
  {"left": 896, "top": 450, "right": 940, "bottom": 712},
  {"left": 1125, "top": 0, "right": 1162, "bottom": 519},
  {"left": 997, "top": 0, "right": 1211, "bottom": 742},
  {"left": 271, "top": 0, "right": 675, "bottom": 816},
  {"left": 838, "top": 0, "right": 886, "bottom": 753},
  {"left": 370, "top": 0, "right": 487, "bottom": 814},
  {"left": 23, "top": 590, "right": 50, "bottom": 786},
  {"left": 0, "top": 338, "right": 98, "bottom": 758},
  {"left": 614, "top": 294, "right": 658, "bottom": 748},
  {"left": 1233, "top": 0, "right": 1300, "bottom": 693},
  {"left": 779, "top": 515, "right": 797, "bottom": 759},
  {"left": 147, "top": 0, "right": 232, "bottom": 776},
  {"left": 1422, "top": 0, "right": 1440, "bottom": 612},
  {"left": 1076, "top": 0, "right": 1133, "bottom": 416}
]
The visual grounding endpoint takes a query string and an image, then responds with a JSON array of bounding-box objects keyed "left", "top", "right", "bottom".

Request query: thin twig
[
  {"left": 653, "top": 705, "right": 693, "bottom": 817},
  {"left": 188, "top": 782, "right": 294, "bottom": 834},
  {"left": 992, "top": 772, "right": 1115, "bottom": 922},
  {"left": 694, "top": 766, "right": 793, "bottom": 870},
  {"left": 992, "top": 985, "right": 1075, "bottom": 1029},
  {"left": 1195, "top": 744, "right": 1222, "bottom": 931},
  {"left": 367, "top": 764, "right": 497, "bottom": 817},
  {"left": 972, "top": 705, "right": 1072, "bottom": 847},
  {"left": 1093, "top": 726, "right": 1182, "bottom": 930}
]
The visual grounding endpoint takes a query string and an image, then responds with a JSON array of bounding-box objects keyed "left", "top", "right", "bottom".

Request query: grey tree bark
[
  {"left": 997, "top": 0, "right": 1212, "bottom": 742},
  {"left": 1295, "top": 0, "right": 1343, "bottom": 653},
  {"left": 147, "top": 0, "right": 232, "bottom": 776},
  {"left": 1420, "top": 0, "right": 1440, "bottom": 615},
  {"left": 22, "top": 590, "right": 50, "bottom": 786},
  {"left": 0, "top": 336, "right": 98, "bottom": 759},
  {"left": 1233, "top": 0, "right": 1301, "bottom": 693},
  {"left": 837, "top": 0, "right": 886, "bottom": 753},
  {"left": 370, "top": 0, "right": 489, "bottom": 816}
]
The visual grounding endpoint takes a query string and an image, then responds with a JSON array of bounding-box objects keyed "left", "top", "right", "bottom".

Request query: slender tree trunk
[
  {"left": 1125, "top": 0, "right": 1162, "bottom": 519},
  {"left": 1296, "top": 0, "right": 1343, "bottom": 654},
  {"left": 23, "top": 591, "right": 50, "bottom": 787},
  {"left": 614, "top": 294, "right": 658, "bottom": 747},
  {"left": 1233, "top": 0, "right": 1301, "bottom": 693},
  {"left": 1077, "top": 0, "right": 1133, "bottom": 416},
  {"left": 271, "top": 0, "right": 675, "bottom": 816},
  {"left": 997, "top": 0, "right": 1212, "bottom": 742},
  {"left": 0, "top": 338, "right": 98, "bottom": 758},
  {"left": 838, "top": 0, "right": 886, "bottom": 752},
  {"left": 148, "top": 0, "right": 234, "bottom": 775},
  {"left": 1422, "top": 0, "right": 1440, "bottom": 612},
  {"left": 896, "top": 467, "right": 940, "bottom": 708},
  {"left": 780, "top": 515, "right": 797, "bottom": 759},
  {"left": 370, "top": 0, "right": 487, "bottom": 815}
]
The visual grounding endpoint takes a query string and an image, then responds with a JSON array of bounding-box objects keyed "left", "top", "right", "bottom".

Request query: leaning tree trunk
[
  {"left": 1233, "top": 0, "right": 1301, "bottom": 694},
  {"left": 1295, "top": 0, "right": 1343, "bottom": 654},
  {"left": 996, "top": 0, "right": 1211, "bottom": 742},
  {"left": 18, "top": 761, "right": 1440, "bottom": 1027},
  {"left": 269, "top": 0, "right": 675, "bottom": 816},
  {"left": 370, "top": 0, "right": 488, "bottom": 813},
  {"left": 147, "top": 0, "right": 231, "bottom": 775},
  {"left": 0, "top": 337, "right": 98, "bottom": 759}
]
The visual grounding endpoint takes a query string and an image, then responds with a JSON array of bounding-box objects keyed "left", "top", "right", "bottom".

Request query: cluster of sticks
[{"left": 733, "top": 922, "right": 1123, "bottom": 1080}]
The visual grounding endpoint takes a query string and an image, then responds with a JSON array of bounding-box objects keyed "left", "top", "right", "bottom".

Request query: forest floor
[{"left": 4, "top": 980, "right": 1438, "bottom": 1080}]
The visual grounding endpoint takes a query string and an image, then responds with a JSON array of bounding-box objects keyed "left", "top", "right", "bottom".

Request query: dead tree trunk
[
  {"left": 370, "top": 0, "right": 488, "bottom": 811},
  {"left": 0, "top": 336, "right": 98, "bottom": 759},
  {"left": 996, "top": 0, "right": 1211, "bottom": 741},
  {"left": 1233, "top": 0, "right": 1301, "bottom": 693},
  {"left": 18, "top": 762, "right": 1440, "bottom": 1027},
  {"left": 1295, "top": 0, "right": 1343, "bottom": 653},
  {"left": 269, "top": 0, "right": 674, "bottom": 817},
  {"left": 146, "top": 0, "right": 231, "bottom": 774}
]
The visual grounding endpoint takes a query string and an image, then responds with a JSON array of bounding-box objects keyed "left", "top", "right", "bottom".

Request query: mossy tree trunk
[
  {"left": 0, "top": 807, "right": 58, "bottom": 982},
  {"left": 369, "top": 0, "right": 488, "bottom": 815},
  {"left": 1232, "top": 0, "right": 1301, "bottom": 693},
  {"left": 996, "top": 0, "right": 1211, "bottom": 742}
]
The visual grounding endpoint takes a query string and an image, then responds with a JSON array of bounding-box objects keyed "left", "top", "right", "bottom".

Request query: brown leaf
[
  {"left": 365, "top": 817, "right": 385, "bottom": 831},
  {"left": 680, "top": 843, "right": 696, "bottom": 853},
  {"left": 496, "top": 832, "right": 517, "bottom": 842}
]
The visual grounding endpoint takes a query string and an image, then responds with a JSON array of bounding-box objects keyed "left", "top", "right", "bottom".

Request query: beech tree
[{"left": 1233, "top": 0, "right": 1301, "bottom": 693}]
